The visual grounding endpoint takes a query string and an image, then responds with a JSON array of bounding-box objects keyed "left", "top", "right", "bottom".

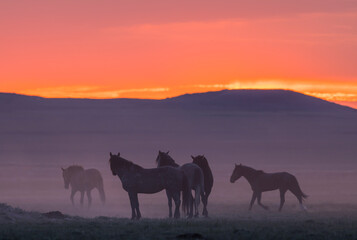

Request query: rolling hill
[
  {"left": 0, "top": 89, "right": 356, "bottom": 167},
  {"left": 165, "top": 90, "right": 355, "bottom": 112},
  {"left": 1, "top": 89, "right": 355, "bottom": 112}
]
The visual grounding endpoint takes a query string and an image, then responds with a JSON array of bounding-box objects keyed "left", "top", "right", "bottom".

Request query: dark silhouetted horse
[
  {"left": 62, "top": 165, "right": 105, "bottom": 208},
  {"left": 109, "top": 152, "right": 190, "bottom": 219},
  {"left": 156, "top": 151, "right": 205, "bottom": 218},
  {"left": 191, "top": 155, "right": 214, "bottom": 217},
  {"left": 230, "top": 164, "right": 307, "bottom": 211}
]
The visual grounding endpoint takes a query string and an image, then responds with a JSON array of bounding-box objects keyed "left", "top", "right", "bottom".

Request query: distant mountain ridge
[
  {"left": 1, "top": 89, "right": 357, "bottom": 167},
  {"left": 0, "top": 89, "right": 355, "bottom": 113},
  {"left": 165, "top": 90, "right": 356, "bottom": 112}
]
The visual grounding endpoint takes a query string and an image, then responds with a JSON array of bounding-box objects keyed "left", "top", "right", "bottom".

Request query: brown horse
[
  {"left": 109, "top": 152, "right": 190, "bottom": 219},
  {"left": 191, "top": 155, "right": 214, "bottom": 217},
  {"left": 156, "top": 151, "right": 205, "bottom": 218},
  {"left": 230, "top": 164, "right": 307, "bottom": 211},
  {"left": 62, "top": 165, "right": 105, "bottom": 208}
]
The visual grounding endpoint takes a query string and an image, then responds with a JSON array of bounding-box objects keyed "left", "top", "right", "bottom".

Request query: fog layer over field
[{"left": 1, "top": 90, "right": 357, "bottom": 218}]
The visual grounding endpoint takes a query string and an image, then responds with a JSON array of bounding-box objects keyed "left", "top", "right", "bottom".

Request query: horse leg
[
  {"left": 188, "top": 193, "right": 194, "bottom": 218},
  {"left": 194, "top": 187, "right": 201, "bottom": 218},
  {"left": 257, "top": 192, "right": 269, "bottom": 210},
  {"left": 128, "top": 192, "right": 137, "bottom": 220},
  {"left": 80, "top": 191, "right": 84, "bottom": 207},
  {"left": 86, "top": 190, "right": 92, "bottom": 209},
  {"left": 249, "top": 192, "right": 257, "bottom": 211},
  {"left": 96, "top": 185, "right": 106, "bottom": 205},
  {"left": 172, "top": 190, "right": 181, "bottom": 219},
  {"left": 202, "top": 192, "right": 208, "bottom": 217},
  {"left": 166, "top": 190, "right": 173, "bottom": 218},
  {"left": 70, "top": 189, "right": 76, "bottom": 206},
  {"left": 279, "top": 189, "right": 286, "bottom": 211},
  {"left": 133, "top": 193, "right": 141, "bottom": 220}
]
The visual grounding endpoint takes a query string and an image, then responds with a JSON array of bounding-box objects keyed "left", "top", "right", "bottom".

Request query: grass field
[
  {"left": 1, "top": 163, "right": 357, "bottom": 240},
  {"left": 1, "top": 203, "right": 357, "bottom": 240}
]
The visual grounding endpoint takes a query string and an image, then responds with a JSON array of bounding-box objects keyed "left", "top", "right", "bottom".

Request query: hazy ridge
[
  {"left": 1, "top": 89, "right": 355, "bottom": 112},
  {"left": 1, "top": 89, "right": 357, "bottom": 219},
  {"left": 0, "top": 89, "right": 356, "bottom": 166}
]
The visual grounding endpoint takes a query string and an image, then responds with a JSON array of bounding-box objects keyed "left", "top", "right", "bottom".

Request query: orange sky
[{"left": 1, "top": 1, "right": 357, "bottom": 108}]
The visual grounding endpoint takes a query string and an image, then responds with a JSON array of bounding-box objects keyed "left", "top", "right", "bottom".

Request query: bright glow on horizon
[
  {"left": 16, "top": 86, "right": 170, "bottom": 99},
  {"left": 14, "top": 79, "right": 357, "bottom": 104},
  {"left": 1, "top": 1, "right": 357, "bottom": 107}
]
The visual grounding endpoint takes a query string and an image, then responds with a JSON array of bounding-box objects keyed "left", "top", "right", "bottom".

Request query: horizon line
[
  {"left": 2, "top": 88, "right": 357, "bottom": 110},
  {"left": 1, "top": 88, "right": 311, "bottom": 100}
]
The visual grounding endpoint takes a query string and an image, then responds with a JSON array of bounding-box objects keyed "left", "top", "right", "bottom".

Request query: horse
[
  {"left": 191, "top": 155, "right": 214, "bottom": 217},
  {"left": 109, "top": 152, "right": 190, "bottom": 219},
  {"left": 61, "top": 165, "right": 105, "bottom": 208},
  {"left": 156, "top": 151, "right": 205, "bottom": 218},
  {"left": 230, "top": 164, "right": 308, "bottom": 211}
]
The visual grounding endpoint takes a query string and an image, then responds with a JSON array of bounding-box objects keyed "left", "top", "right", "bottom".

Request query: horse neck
[
  {"left": 241, "top": 167, "right": 261, "bottom": 186},
  {"left": 200, "top": 162, "right": 211, "bottom": 172},
  {"left": 68, "top": 168, "right": 84, "bottom": 185},
  {"left": 117, "top": 161, "right": 142, "bottom": 180},
  {"left": 159, "top": 156, "right": 179, "bottom": 167},
  {"left": 130, "top": 161, "right": 143, "bottom": 171},
  {"left": 171, "top": 162, "right": 180, "bottom": 167}
]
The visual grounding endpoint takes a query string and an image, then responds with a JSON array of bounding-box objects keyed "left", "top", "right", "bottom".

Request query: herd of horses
[{"left": 61, "top": 151, "right": 307, "bottom": 219}]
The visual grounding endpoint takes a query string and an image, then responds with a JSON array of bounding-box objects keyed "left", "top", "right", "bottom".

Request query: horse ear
[
  {"left": 117, "top": 152, "right": 120, "bottom": 156},
  {"left": 191, "top": 155, "right": 195, "bottom": 160},
  {"left": 110, "top": 152, "right": 113, "bottom": 157},
  {"left": 166, "top": 151, "right": 170, "bottom": 154},
  {"left": 159, "top": 150, "right": 162, "bottom": 154},
  {"left": 61, "top": 167, "right": 65, "bottom": 171}
]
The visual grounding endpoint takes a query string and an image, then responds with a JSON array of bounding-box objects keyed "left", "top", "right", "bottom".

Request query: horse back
[
  {"left": 121, "top": 166, "right": 184, "bottom": 194},
  {"left": 85, "top": 168, "right": 103, "bottom": 177},
  {"left": 254, "top": 172, "right": 294, "bottom": 192},
  {"left": 82, "top": 169, "right": 103, "bottom": 189},
  {"left": 180, "top": 163, "right": 204, "bottom": 190}
]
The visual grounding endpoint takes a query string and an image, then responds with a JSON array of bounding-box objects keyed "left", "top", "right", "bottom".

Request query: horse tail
[
  {"left": 291, "top": 176, "right": 308, "bottom": 199},
  {"left": 97, "top": 176, "right": 106, "bottom": 204},
  {"left": 181, "top": 173, "right": 190, "bottom": 214},
  {"left": 301, "top": 191, "right": 308, "bottom": 199},
  {"left": 195, "top": 167, "right": 205, "bottom": 204}
]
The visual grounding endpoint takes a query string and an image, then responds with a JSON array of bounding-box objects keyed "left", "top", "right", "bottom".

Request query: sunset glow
[{"left": 1, "top": 1, "right": 357, "bottom": 108}]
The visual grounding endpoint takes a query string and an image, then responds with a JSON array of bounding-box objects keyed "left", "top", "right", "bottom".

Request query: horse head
[
  {"left": 109, "top": 152, "right": 121, "bottom": 176},
  {"left": 230, "top": 164, "right": 243, "bottom": 183},
  {"left": 156, "top": 150, "right": 174, "bottom": 167},
  {"left": 61, "top": 167, "right": 70, "bottom": 189},
  {"left": 109, "top": 152, "right": 133, "bottom": 177},
  {"left": 62, "top": 165, "right": 84, "bottom": 189},
  {"left": 191, "top": 155, "right": 208, "bottom": 168}
]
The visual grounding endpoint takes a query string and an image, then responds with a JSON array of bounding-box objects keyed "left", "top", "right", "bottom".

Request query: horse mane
[
  {"left": 157, "top": 152, "right": 179, "bottom": 167},
  {"left": 242, "top": 165, "right": 265, "bottom": 175},
  {"left": 110, "top": 155, "right": 143, "bottom": 170},
  {"left": 194, "top": 156, "right": 210, "bottom": 170},
  {"left": 67, "top": 165, "right": 84, "bottom": 172}
]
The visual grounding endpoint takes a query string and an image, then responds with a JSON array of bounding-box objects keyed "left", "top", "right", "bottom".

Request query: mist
[{"left": 1, "top": 90, "right": 357, "bottom": 219}]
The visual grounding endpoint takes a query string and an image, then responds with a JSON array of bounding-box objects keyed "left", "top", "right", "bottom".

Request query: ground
[{"left": 1, "top": 203, "right": 357, "bottom": 240}]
